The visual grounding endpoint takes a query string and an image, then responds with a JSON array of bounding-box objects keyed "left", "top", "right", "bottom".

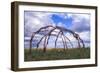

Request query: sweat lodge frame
[{"left": 11, "top": 1, "right": 97, "bottom": 71}]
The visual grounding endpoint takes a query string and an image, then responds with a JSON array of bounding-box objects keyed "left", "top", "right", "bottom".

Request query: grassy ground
[{"left": 24, "top": 48, "right": 90, "bottom": 61}]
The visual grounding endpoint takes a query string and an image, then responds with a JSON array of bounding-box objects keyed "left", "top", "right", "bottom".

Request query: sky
[{"left": 24, "top": 11, "right": 90, "bottom": 49}]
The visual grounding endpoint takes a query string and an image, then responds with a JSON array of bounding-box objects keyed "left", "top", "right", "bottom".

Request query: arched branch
[
  {"left": 29, "top": 32, "right": 36, "bottom": 55},
  {"left": 63, "top": 35, "right": 73, "bottom": 48},
  {"left": 34, "top": 27, "right": 56, "bottom": 52},
  {"left": 61, "top": 32, "right": 68, "bottom": 49},
  {"left": 73, "top": 33, "right": 81, "bottom": 48},
  {"left": 54, "top": 30, "right": 66, "bottom": 50},
  {"left": 55, "top": 31, "right": 61, "bottom": 48},
  {"left": 78, "top": 37, "right": 85, "bottom": 48},
  {"left": 43, "top": 28, "right": 56, "bottom": 52},
  {"left": 55, "top": 30, "right": 73, "bottom": 49}
]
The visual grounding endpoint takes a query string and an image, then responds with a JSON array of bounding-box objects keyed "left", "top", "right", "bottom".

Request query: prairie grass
[{"left": 24, "top": 48, "right": 90, "bottom": 61}]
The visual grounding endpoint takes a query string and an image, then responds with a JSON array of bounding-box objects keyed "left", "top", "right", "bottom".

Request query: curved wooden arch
[{"left": 29, "top": 25, "right": 85, "bottom": 54}]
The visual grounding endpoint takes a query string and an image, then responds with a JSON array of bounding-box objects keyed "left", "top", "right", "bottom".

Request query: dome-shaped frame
[{"left": 29, "top": 25, "right": 85, "bottom": 54}]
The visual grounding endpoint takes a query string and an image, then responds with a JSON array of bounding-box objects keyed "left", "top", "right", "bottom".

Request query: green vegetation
[{"left": 24, "top": 48, "right": 90, "bottom": 61}]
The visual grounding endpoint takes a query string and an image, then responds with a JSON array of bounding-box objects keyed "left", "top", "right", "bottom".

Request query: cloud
[
  {"left": 79, "top": 31, "right": 90, "bottom": 41},
  {"left": 71, "top": 14, "right": 90, "bottom": 32},
  {"left": 24, "top": 11, "right": 56, "bottom": 37}
]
